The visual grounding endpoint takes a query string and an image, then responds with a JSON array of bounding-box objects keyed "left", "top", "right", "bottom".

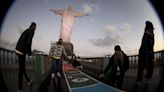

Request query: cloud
[
  {"left": 43, "top": 0, "right": 51, "bottom": 2},
  {"left": 0, "top": 39, "right": 9, "bottom": 47},
  {"left": 104, "top": 22, "right": 132, "bottom": 33},
  {"left": 89, "top": 22, "right": 132, "bottom": 47},
  {"left": 17, "top": 26, "right": 24, "bottom": 34},
  {"left": 119, "top": 22, "right": 132, "bottom": 32},
  {"left": 82, "top": 1, "right": 101, "bottom": 14},
  {"left": 90, "top": 35, "right": 122, "bottom": 47},
  {"left": 34, "top": 35, "right": 43, "bottom": 41},
  {"left": 126, "top": 48, "right": 138, "bottom": 55},
  {"left": 0, "top": 38, "right": 17, "bottom": 50},
  {"left": 104, "top": 25, "right": 117, "bottom": 32},
  {"left": 82, "top": 4, "right": 92, "bottom": 14}
]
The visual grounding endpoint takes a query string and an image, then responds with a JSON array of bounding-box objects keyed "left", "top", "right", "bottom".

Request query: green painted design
[{"left": 66, "top": 73, "right": 98, "bottom": 88}]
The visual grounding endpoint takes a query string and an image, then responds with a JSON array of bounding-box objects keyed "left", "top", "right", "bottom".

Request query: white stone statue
[{"left": 50, "top": 5, "right": 89, "bottom": 42}]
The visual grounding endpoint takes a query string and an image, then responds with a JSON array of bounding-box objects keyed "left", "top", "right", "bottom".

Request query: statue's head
[{"left": 68, "top": 5, "right": 74, "bottom": 11}]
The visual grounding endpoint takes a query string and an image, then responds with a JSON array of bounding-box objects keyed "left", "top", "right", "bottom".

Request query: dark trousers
[
  {"left": 108, "top": 73, "right": 124, "bottom": 89},
  {"left": 136, "top": 58, "right": 154, "bottom": 81},
  {"left": 17, "top": 54, "right": 30, "bottom": 90},
  {"left": 52, "top": 59, "right": 62, "bottom": 74},
  {"left": 0, "top": 70, "right": 8, "bottom": 92}
]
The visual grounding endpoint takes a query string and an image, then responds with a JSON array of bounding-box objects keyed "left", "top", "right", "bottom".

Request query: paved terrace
[{"left": 0, "top": 47, "right": 164, "bottom": 92}]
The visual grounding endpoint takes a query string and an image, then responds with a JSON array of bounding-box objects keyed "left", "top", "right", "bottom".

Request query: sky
[{"left": 0, "top": 0, "right": 164, "bottom": 57}]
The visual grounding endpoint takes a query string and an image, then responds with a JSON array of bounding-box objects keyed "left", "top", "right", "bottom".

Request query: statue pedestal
[{"left": 62, "top": 42, "right": 73, "bottom": 56}]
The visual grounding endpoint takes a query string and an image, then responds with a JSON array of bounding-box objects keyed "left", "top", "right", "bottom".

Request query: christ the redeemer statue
[{"left": 50, "top": 5, "right": 89, "bottom": 43}]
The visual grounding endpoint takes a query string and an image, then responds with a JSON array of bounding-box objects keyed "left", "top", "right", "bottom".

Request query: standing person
[
  {"left": 136, "top": 21, "right": 155, "bottom": 87},
  {"left": 49, "top": 38, "right": 67, "bottom": 78},
  {"left": 99, "top": 45, "right": 129, "bottom": 89},
  {"left": 15, "top": 22, "right": 36, "bottom": 92},
  {"left": 71, "top": 54, "right": 82, "bottom": 68}
]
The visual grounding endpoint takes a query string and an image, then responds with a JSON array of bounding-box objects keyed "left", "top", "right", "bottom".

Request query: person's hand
[{"left": 98, "top": 73, "right": 105, "bottom": 78}]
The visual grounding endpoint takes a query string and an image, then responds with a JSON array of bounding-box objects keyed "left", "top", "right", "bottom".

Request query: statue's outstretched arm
[
  {"left": 49, "top": 9, "right": 64, "bottom": 15},
  {"left": 74, "top": 12, "right": 89, "bottom": 17}
]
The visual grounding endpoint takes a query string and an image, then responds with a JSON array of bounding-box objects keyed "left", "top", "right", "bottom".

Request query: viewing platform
[{"left": 0, "top": 47, "right": 164, "bottom": 92}]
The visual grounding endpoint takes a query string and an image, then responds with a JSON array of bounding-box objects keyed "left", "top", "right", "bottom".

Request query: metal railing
[
  {"left": 78, "top": 50, "right": 164, "bottom": 78},
  {"left": 0, "top": 47, "right": 51, "bottom": 73},
  {"left": 0, "top": 47, "right": 52, "bottom": 92}
]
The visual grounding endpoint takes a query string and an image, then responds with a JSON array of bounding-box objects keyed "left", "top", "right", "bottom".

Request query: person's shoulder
[
  {"left": 110, "top": 54, "right": 115, "bottom": 59},
  {"left": 23, "top": 28, "right": 32, "bottom": 33},
  {"left": 21, "top": 29, "right": 29, "bottom": 35},
  {"left": 29, "top": 29, "right": 35, "bottom": 33},
  {"left": 122, "top": 51, "right": 128, "bottom": 56}
]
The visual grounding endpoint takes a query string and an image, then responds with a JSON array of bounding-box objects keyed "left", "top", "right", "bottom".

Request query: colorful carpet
[{"left": 63, "top": 63, "right": 124, "bottom": 92}]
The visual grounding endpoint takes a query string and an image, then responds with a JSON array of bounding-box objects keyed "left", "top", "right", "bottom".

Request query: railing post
[
  {"left": 4, "top": 51, "right": 7, "bottom": 64},
  {"left": 8, "top": 52, "right": 11, "bottom": 64},
  {"left": 11, "top": 52, "right": 13, "bottom": 64},
  {"left": 0, "top": 49, "right": 2, "bottom": 64},
  {"left": 41, "top": 55, "right": 45, "bottom": 74},
  {"left": 15, "top": 53, "right": 18, "bottom": 64},
  {"left": 162, "top": 50, "right": 164, "bottom": 63}
]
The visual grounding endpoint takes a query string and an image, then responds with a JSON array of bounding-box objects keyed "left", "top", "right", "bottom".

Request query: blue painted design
[{"left": 72, "top": 83, "right": 122, "bottom": 92}]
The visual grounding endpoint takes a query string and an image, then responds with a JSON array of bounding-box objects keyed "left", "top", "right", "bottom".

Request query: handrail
[
  {"left": 0, "top": 48, "right": 51, "bottom": 75},
  {"left": 78, "top": 50, "right": 164, "bottom": 78}
]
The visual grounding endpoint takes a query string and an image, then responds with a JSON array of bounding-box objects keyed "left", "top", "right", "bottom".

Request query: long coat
[{"left": 139, "top": 32, "right": 154, "bottom": 67}]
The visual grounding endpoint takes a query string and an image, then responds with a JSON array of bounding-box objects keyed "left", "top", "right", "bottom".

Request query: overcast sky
[{"left": 0, "top": 0, "right": 164, "bottom": 57}]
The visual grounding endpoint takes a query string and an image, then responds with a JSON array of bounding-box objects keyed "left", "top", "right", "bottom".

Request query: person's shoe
[
  {"left": 57, "top": 72, "right": 61, "bottom": 78},
  {"left": 18, "top": 89, "right": 24, "bottom": 92},
  {"left": 51, "top": 73, "right": 55, "bottom": 79},
  {"left": 27, "top": 80, "right": 32, "bottom": 86}
]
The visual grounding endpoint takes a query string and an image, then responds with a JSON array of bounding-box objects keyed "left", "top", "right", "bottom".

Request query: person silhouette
[
  {"left": 99, "top": 45, "right": 129, "bottom": 89},
  {"left": 136, "top": 21, "right": 155, "bottom": 88},
  {"left": 15, "top": 22, "right": 36, "bottom": 92}
]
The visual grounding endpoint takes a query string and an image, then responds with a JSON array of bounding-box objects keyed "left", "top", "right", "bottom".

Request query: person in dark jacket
[
  {"left": 71, "top": 54, "right": 82, "bottom": 68},
  {"left": 15, "top": 22, "right": 36, "bottom": 92},
  {"left": 99, "top": 45, "right": 129, "bottom": 89},
  {"left": 136, "top": 21, "right": 155, "bottom": 87}
]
